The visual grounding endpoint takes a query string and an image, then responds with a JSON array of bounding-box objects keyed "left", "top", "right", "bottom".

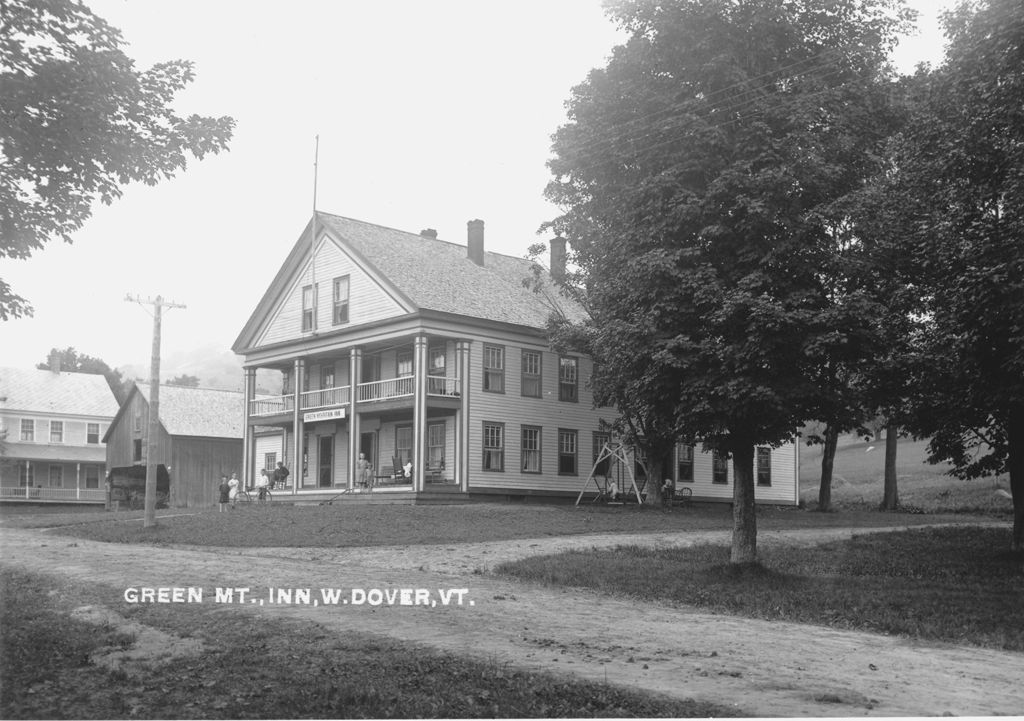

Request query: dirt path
[{"left": 2, "top": 522, "right": 1021, "bottom": 717}]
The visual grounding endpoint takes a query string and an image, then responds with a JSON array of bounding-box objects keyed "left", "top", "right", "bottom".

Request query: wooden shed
[{"left": 104, "top": 384, "right": 279, "bottom": 508}]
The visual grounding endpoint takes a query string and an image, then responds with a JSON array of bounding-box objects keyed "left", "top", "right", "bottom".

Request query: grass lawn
[
  {"left": 800, "top": 437, "right": 1014, "bottom": 514},
  {"left": 495, "top": 525, "right": 1024, "bottom": 651},
  {"left": 7, "top": 501, "right": 991, "bottom": 548},
  {"left": 0, "top": 567, "right": 725, "bottom": 719}
]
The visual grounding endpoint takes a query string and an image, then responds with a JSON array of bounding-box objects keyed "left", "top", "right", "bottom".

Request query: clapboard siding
[
  {"left": 257, "top": 237, "right": 405, "bottom": 347},
  {"left": 677, "top": 443, "right": 798, "bottom": 503}
]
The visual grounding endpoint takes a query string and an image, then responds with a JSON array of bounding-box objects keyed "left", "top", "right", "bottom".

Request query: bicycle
[{"left": 256, "top": 486, "right": 272, "bottom": 505}]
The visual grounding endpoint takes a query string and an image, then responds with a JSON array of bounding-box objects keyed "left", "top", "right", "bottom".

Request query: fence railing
[
  {"left": 0, "top": 486, "right": 106, "bottom": 502},
  {"left": 301, "top": 385, "right": 351, "bottom": 410},
  {"left": 250, "top": 394, "right": 295, "bottom": 416},
  {"left": 427, "top": 376, "right": 461, "bottom": 397}
]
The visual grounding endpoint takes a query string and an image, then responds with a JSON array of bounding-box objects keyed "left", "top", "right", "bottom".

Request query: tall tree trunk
[
  {"left": 1009, "top": 407, "right": 1024, "bottom": 552},
  {"left": 731, "top": 444, "right": 757, "bottom": 564},
  {"left": 880, "top": 421, "right": 899, "bottom": 510},
  {"left": 817, "top": 424, "right": 839, "bottom": 511},
  {"left": 642, "top": 443, "right": 673, "bottom": 506}
]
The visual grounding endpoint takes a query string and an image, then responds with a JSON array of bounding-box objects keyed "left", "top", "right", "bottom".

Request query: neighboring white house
[
  {"left": 0, "top": 366, "right": 119, "bottom": 503},
  {"left": 230, "top": 211, "right": 800, "bottom": 505}
]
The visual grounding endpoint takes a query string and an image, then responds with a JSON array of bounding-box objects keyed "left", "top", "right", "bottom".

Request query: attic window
[
  {"left": 332, "top": 276, "right": 350, "bottom": 325},
  {"left": 302, "top": 284, "right": 318, "bottom": 332}
]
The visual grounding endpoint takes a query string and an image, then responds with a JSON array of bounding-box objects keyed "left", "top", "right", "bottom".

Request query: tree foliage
[
  {"left": 544, "top": 0, "right": 912, "bottom": 561},
  {"left": 166, "top": 373, "right": 200, "bottom": 388},
  {"left": 893, "top": 0, "right": 1024, "bottom": 548},
  {"left": 37, "top": 346, "right": 128, "bottom": 404},
  {"left": 0, "top": 0, "right": 235, "bottom": 319}
]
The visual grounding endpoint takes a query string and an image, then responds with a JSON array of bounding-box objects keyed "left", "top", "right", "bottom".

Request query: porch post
[
  {"left": 292, "top": 358, "right": 304, "bottom": 492},
  {"left": 76, "top": 462, "right": 81, "bottom": 499},
  {"left": 413, "top": 335, "right": 428, "bottom": 492},
  {"left": 348, "top": 348, "right": 361, "bottom": 490},
  {"left": 456, "top": 341, "right": 471, "bottom": 492},
  {"left": 243, "top": 367, "right": 256, "bottom": 488}
]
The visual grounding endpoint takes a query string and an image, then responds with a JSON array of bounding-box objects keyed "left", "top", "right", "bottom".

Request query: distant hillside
[{"left": 118, "top": 343, "right": 281, "bottom": 394}]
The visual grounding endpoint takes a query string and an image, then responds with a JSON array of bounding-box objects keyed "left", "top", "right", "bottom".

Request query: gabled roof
[
  {"left": 134, "top": 384, "right": 245, "bottom": 439},
  {"left": 0, "top": 367, "right": 118, "bottom": 418},
  {"left": 233, "top": 212, "right": 585, "bottom": 352}
]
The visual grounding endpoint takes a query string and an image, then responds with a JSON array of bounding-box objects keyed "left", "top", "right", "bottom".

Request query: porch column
[
  {"left": 76, "top": 462, "right": 81, "bottom": 499},
  {"left": 348, "top": 348, "right": 361, "bottom": 490},
  {"left": 243, "top": 367, "right": 256, "bottom": 488},
  {"left": 456, "top": 341, "right": 472, "bottom": 492},
  {"left": 412, "top": 335, "right": 428, "bottom": 492},
  {"left": 292, "top": 358, "right": 305, "bottom": 492}
]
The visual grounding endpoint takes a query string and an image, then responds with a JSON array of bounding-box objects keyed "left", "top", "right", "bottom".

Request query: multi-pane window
[
  {"left": 19, "top": 462, "right": 33, "bottom": 487},
  {"left": 84, "top": 465, "right": 100, "bottom": 489},
  {"left": 133, "top": 439, "right": 143, "bottom": 462},
  {"left": 483, "top": 423, "right": 504, "bottom": 471},
  {"left": 559, "top": 357, "right": 578, "bottom": 402},
  {"left": 677, "top": 443, "right": 694, "bottom": 482},
  {"left": 396, "top": 426, "right": 413, "bottom": 466},
  {"left": 397, "top": 352, "right": 414, "bottom": 377},
  {"left": 756, "top": 447, "right": 772, "bottom": 486},
  {"left": 20, "top": 419, "right": 33, "bottom": 442},
  {"left": 87, "top": 423, "right": 100, "bottom": 444},
  {"left": 49, "top": 421, "right": 63, "bottom": 443},
  {"left": 428, "top": 423, "right": 445, "bottom": 467},
  {"left": 264, "top": 453, "right": 277, "bottom": 471},
  {"left": 321, "top": 366, "right": 335, "bottom": 390},
  {"left": 301, "top": 284, "right": 317, "bottom": 332},
  {"left": 48, "top": 465, "right": 63, "bottom": 488},
  {"left": 521, "top": 350, "right": 541, "bottom": 398},
  {"left": 558, "top": 429, "right": 578, "bottom": 475},
  {"left": 521, "top": 426, "right": 541, "bottom": 473},
  {"left": 712, "top": 450, "right": 729, "bottom": 484},
  {"left": 332, "top": 275, "right": 350, "bottom": 325},
  {"left": 483, "top": 346, "right": 504, "bottom": 393},
  {"left": 428, "top": 347, "right": 447, "bottom": 394},
  {"left": 593, "top": 432, "right": 611, "bottom": 476}
]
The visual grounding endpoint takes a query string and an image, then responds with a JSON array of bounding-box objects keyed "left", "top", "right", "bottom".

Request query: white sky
[{"left": 3, "top": 0, "right": 953, "bottom": 373}]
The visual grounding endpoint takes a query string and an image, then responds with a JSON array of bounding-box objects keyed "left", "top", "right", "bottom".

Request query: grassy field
[
  {"left": 799, "top": 436, "right": 1014, "bottom": 514},
  {"left": 3, "top": 501, "right": 989, "bottom": 548},
  {"left": 0, "top": 567, "right": 725, "bottom": 719},
  {"left": 495, "top": 525, "right": 1024, "bottom": 651}
]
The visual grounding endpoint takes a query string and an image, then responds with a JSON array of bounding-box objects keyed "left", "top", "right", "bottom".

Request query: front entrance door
[
  {"left": 318, "top": 435, "right": 334, "bottom": 487},
  {"left": 359, "top": 432, "right": 377, "bottom": 477}
]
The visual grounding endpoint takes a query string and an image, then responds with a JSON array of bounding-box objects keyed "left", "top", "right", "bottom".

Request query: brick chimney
[
  {"left": 550, "top": 236, "right": 567, "bottom": 283},
  {"left": 48, "top": 350, "right": 62, "bottom": 374},
  {"left": 467, "top": 219, "right": 484, "bottom": 266},
  {"left": 420, "top": 228, "right": 438, "bottom": 239}
]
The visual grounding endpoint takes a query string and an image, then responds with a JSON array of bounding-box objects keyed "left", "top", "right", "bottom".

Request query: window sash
[
  {"left": 48, "top": 465, "right": 63, "bottom": 488},
  {"left": 428, "top": 423, "right": 445, "bottom": 466},
  {"left": 592, "top": 432, "right": 611, "bottom": 476},
  {"left": 20, "top": 419, "right": 34, "bottom": 442},
  {"left": 756, "top": 447, "right": 772, "bottom": 486},
  {"left": 301, "top": 284, "right": 317, "bottom": 331},
  {"left": 84, "top": 465, "right": 100, "bottom": 489},
  {"left": 87, "top": 423, "right": 100, "bottom": 444},
  {"left": 559, "top": 357, "right": 578, "bottom": 402},
  {"left": 483, "top": 346, "right": 504, "bottom": 392},
  {"left": 19, "top": 462, "right": 33, "bottom": 487},
  {"left": 558, "top": 430, "right": 577, "bottom": 475},
  {"left": 49, "top": 421, "right": 63, "bottom": 443},
  {"left": 483, "top": 423, "right": 504, "bottom": 471},
  {"left": 521, "top": 426, "right": 541, "bottom": 473},
  {"left": 321, "top": 367, "right": 335, "bottom": 389},
  {"left": 396, "top": 426, "right": 413, "bottom": 465},
  {"left": 677, "top": 443, "right": 694, "bottom": 482},
  {"left": 712, "top": 450, "right": 729, "bottom": 484},
  {"left": 521, "top": 351, "right": 541, "bottom": 398},
  {"left": 333, "top": 276, "right": 350, "bottom": 325},
  {"left": 397, "top": 353, "right": 414, "bottom": 378}
]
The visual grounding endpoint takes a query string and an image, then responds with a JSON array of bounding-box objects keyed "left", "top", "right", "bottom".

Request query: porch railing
[
  {"left": 0, "top": 486, "right": 106, "bottom": 502},
  {"left": 251, "top": 394, "right": 294, "bottom": 417},
  {"left": 358, "top": 376, "right": 415, "bottom": 402},
  {"left": 301, "top": 385, "right": 351, "bottom": 410},
  {"left": 427, "top": 376, "right": 461, "bottom": 397}
]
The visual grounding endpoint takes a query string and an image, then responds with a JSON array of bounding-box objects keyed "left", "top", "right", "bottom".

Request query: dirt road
[{"left": 2, "top": 522, "right": 1021, "bottom": 717}]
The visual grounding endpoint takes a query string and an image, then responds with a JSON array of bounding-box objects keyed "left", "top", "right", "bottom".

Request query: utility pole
[{"left": 126, "top": 294, "right": 186, "bottom": 528}]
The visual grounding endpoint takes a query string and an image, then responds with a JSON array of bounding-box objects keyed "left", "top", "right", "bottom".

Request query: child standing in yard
[
  {"left": 228, "top": 473, "right": 239, "bottom": 506},
  {"left": 218, "top": 475, "right": 230, "bottom": 512}
]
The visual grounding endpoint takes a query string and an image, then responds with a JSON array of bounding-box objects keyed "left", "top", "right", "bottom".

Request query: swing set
[{"left": 575, "top": 441, "right": 647, "bottom": 505}]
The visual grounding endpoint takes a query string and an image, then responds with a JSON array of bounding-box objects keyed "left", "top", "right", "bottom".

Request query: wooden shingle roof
[
  {"left": 0, "top": 367, "right": 118, "bottom": 418},
  {"left": 317, "top": 213, "right": 586, "bottom": 329},
  {"left": 136, "top": 384, "right": 245, "bottom": 439}
]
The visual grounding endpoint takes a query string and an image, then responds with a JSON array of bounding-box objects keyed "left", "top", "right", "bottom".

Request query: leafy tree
[
  {"left": 544, "top": 0, "right": 912, "bottom": 561},
  {"left": 166, "top": 374, "right": 200, "bottom": 388},
  {"left": 0, "top": 0, "right": 235, "bottom": 320},
  {"left": 37, "top": 347, "right": 128, "bottom": 404},
  {"left": 895, "top": 0, "right": 1024, "bottom": 548}
]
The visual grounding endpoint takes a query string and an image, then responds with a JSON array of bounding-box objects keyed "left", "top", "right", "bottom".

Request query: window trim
[
  {"left": 49, "top": 420, "right": 64, "bottom": 444},
  {"left": 321, "top": 365, "right": 335, "bottom": 390},
  {"left": 521, "top": 425, "right": 542, "bottom": 474},
  {"left": 20, "top": 418, "right": 34, "bottom": 442},
  {"left": 48, "top": 464, "right": 63, "bottom": 488},
  {"left": 592, "top": 431, "right": 611, "bottom": 477},
  {"left": 301, "top": 283, "right": 318, "bottom": 332},
  {"left": 133, "top": 438, "right": 143, "bottom": 463},
  {"left": 427, "top": 422, "right": 445, "bottom": 467},
  {"left": 521, "top": 350, "right": 542, "bottom": 398},
  {"left": 395, "top": 425, "right": 413, "bottom": 466},
  {"left": 558, "top": 428, "right": 578, "bottom": 476},
  {"left": 677, "top": 443, "right": 695, "bottom": 483},
  {"left": 87, "top": 422, "right": 100, "bottom": 444},
  {"left": 558, "top": 356, "right": 578, "bottom": 402},
  {"left": 84, "top": 464, "right": 100, "bottom": 489},
  {"left": 482, "top": 421, "right": 505, "bottom": 472},
  {"left": 483, "top": 345, "right": 505, "bottom": 394},
  {"left": 712, "top": 450, "right": 729, "bottom": 484},
  {"left": 396, "top": 351, "right": 414, "bottom": 378}
]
